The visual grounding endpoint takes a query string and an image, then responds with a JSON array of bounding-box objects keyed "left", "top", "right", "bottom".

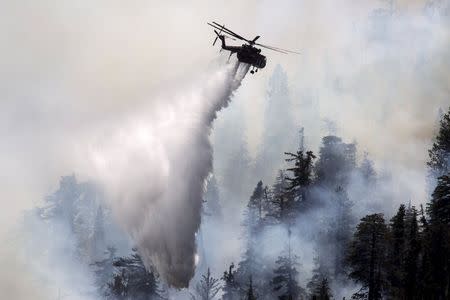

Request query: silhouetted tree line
[
  {"left": 213, "top": 107, "right": 450, "bottom": 300},
  {"left": 90, "top": 107, "right": 449, "bottom": 299}
]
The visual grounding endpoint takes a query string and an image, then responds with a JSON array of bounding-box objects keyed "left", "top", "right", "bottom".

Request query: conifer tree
[
  {"left": 388, "top": 204, "right": 407, "bottom": 298},
  {"left": 271, "top": 236, "right": 305, "bottom": 300},
  {"left": 347, "top": 214, "right": 389, "bottom": 300},
  {"left": 195, "top": 268, "right": 221, "bottom": 300},
  {"left": 359, "top": 152, "right": 377, "bottom": 184},
  {"left": 108, "top": 250, "right": 164, "bottom": 299},
  {"left": 427, "top": 106, "right": 450, "bottom": 178},
  {"left": 308, "top": 255, "right": 332, "bottom": 300},
  {"left": 92, "top": 246, "right": 117, "bottom": 296},
  {"left": 248, "top": 181, "right": 266, "bottom": 223},
  {"left": 422, "top": 174, "right": 450, "bottom": 299},
  {"left": 269, "top": 171, "right": 294, "bottom": 223},
  {"left": 284, "top": 149, "right": 316, "bottom": 204},
  {"left": 245, "top": 277, "right": 257, "bottom": 300},
  {"left": 315, "top": 136, "right": 356, "bottom": 187},
  {"left": 332, "top": 186, "right": 354, "bottom": 279},
  {"left": 404, "top": 205, "right": 420, "bottom": 300},
  {"left": 238, "top": 182, "right": 272, "bottom": 299},
  {"left": 222, "top": 263, "right": 240, "bottom": 300}
]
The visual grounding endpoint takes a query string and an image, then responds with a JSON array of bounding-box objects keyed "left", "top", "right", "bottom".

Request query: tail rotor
[{"left": 213, "top": 24, "right": 225, "bottom": 46}]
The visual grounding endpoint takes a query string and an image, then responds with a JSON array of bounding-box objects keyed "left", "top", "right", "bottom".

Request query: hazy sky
[{"left": 0, "top": 0, "right": 449, "bottom": 298}]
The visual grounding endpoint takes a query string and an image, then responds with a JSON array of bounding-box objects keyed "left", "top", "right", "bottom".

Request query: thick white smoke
[{"left": 87, "top": 60, "right": 249, "bottom": 287}]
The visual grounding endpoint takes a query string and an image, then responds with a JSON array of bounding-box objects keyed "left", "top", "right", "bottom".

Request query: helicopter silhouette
[{"left": 207, "top": 21, "right": 300, "bottom": 74}]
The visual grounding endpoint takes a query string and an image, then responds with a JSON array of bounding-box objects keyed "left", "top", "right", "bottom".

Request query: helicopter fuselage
[{"left": 220, "top": 37, "right": 266, "bottom": 69}]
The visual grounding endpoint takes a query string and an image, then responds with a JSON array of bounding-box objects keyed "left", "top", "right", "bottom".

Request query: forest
[
  {"left": 26, "top": 106, "right": 450, "bottom": 300},
  {"left": 11, "top": 1, "right": 449, "bottom": 299}
]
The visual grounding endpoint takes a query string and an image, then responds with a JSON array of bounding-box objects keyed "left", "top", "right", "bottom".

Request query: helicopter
[{"left": 207, "top": 21, "right": 300, "bottom": 74}]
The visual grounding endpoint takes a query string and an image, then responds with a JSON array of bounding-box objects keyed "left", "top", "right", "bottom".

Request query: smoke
[
  {"left": 0, "top": 0, "right": 448, "bottom": 298},
  {"left": 87, "top": 60, "right": 248, "bottom": 287}
]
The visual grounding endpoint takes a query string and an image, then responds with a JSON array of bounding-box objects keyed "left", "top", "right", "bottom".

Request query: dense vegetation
[{"left": 31, "top": 106, "right": 450, "bottom": 299}]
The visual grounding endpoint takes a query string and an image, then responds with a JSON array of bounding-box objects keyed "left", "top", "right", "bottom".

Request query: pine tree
[
  {"left": 422, "top": 174, "right": 450, "bottom": 299},
  {"left": 315, "top": 136, "right": 356, "bottom": 187},
  {"left": 248, "top": 181, "right": 266, "bottom": 223},
  {"left": 284, "top": 149, "right": 316, "bottom": 205},
  {"left": 222, "top": 263, "right": 240, "bottom": 300},
  {"left": 269, "top": 170, "right": 297, "bottom": 223},
  {"left": 428, "top": 174, "right": 450, "bottom": 226},
  {"left": 311, "top": 277, "right": 331, "bottom": 300},
  {"left": 359, "top": 152, "right": 376, "bottom": 184},
  {"left": 404, "top": 206, "right": 421, "bottom": 300},
  {"left": 245, "top": 277, "right": 257, "bottom": 300},
  {"left": 427, "top": 106, "right": 450, "bottom": 178},
  {"left": 92, "top": 205, "right": 106, "bottom": 259},
  {"left": 195, "top": 268, "right": 221, "bottom": 300},
  {"left": 108, "top": 250, "right": 164, "bottom": 299},
  {"left": 308, "top": 255, "right": 332, "bottom": 300},
  {"left": 347, "top": 214, "right": 389, "bottom": 300},
  {"left": 387, "top": 204, "right": 407, "bottom": 298},
  {"left": 238, "top": 183, "right": 272, "bottom": 300},
  {"left": 331, "top": 186, "right": 354, "bottom": 279},
  {"left": 92, "top": 246, "right": 117, "bottom": 296},
  {"left": 271, "top": 238, "right": 305, "bottom": 300}
]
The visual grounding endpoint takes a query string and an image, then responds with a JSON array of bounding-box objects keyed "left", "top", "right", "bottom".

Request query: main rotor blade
[
  {"left": 255, "top": 42, "right": 301, "bottom": 54},
  {"left": 211, "top": 27, "right": 237, "bottom": 42},
  {"left": 252, "top": 36, "right": 260, "bottom": 43},
  {"left": 257, "top": 44, "right": 289, "bottom": 54},
  {"left": 207, "top": 22, "right": 243, "bottom": 40},
  {"left": 208, "top": 21, "right": 300, "bottom": 54},
  {"left": 209, "top": 22, "right": 250, "bottom": 42}
]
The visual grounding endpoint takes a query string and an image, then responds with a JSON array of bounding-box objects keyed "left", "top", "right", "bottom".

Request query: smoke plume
[{"left": 88, "top": 61, "right": 248, "bottom": 287}]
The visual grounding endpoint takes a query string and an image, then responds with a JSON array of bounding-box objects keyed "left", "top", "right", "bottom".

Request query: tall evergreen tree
[
  {"left": 347, "top": 214, "right": 389, "bottom": 300},
  {"left": 108, "top": 250, "right": 164, "bottom": 300},
  {"left": 422, "top": 174, "right": 450, "bottom": 299},
  {"left": 427, "top": 106, "right": 450, "bottom": 178},
  {"left": 248, "top": 181, "right": 266, "bottom": 223},
  {"left": 237, "top": 181, "right": 272, "bottom": 300},
  {"left": 195, "top": 268, "right": 221, "bottom": 300},
  {"left": 245, "top": 277, "right": 257, "bottom": 300},
  {"left": 271, "top": 239, "right": 305, "bottom": 300},
  {"left": 315, "top": 136, "right": 356, "bottom": 187},
  {"left": 222, "top": 263, "right": 240, "bottom": 300},
  {"left": 92, "top": 246, "right": 117, "bottom": 297},
  {"left": 268, "top": 170, "right": 295, "bottom": 223},
  {"left": 331, "top": 186, "right": 354, "bottom": 279},
  {"left": 359, "top": 152, "right": 377, "bottom": 184},
  {"left": 308, "top": 255, "right": 332, "bottom": 300},
  {"left": 284, "top": 149, "right": 316, "bottom": 205},
  {"left": 404, "top": 205, "right": 421, "bottom": 300},
  {"left": 387, "top": 204, "right": 407, "bottom": 298}
]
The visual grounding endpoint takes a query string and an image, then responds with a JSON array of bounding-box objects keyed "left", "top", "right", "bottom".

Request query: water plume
[{"left": 89, "top": 60, "right": 249, "bottom": 287}]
